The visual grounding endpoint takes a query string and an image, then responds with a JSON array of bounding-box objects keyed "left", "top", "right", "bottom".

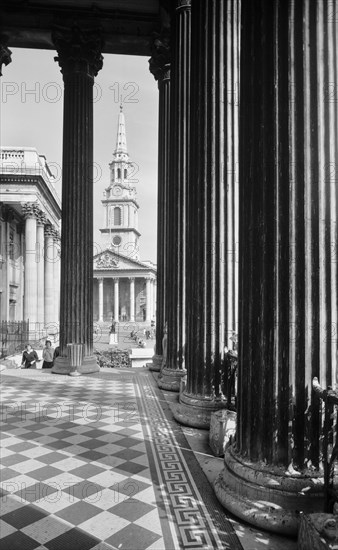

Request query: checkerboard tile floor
[
  {"left": 0, "top": 369, "right": 164, "bottom": 550},
  {"left": 0, "top": 368, "right": 241, "bottom": 550}
]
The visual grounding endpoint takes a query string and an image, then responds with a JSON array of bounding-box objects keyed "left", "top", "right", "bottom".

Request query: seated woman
[
  {"left": 42, "top": 340, "right": 54, "bottom": 368},
  {"left": 21, "top": 344, "right": 39, "bottom": 369}
]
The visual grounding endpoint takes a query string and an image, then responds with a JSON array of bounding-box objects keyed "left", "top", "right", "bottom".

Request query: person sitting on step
[
  {"left": 42, "top": 340, "right": 54, "bottom": 369},
  {"left": 21, "top": 344, "right": 39, "bottom": 369}
]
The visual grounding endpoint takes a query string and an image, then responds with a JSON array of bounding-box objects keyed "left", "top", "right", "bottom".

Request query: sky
[{"left": 0, "top": 48, "right": 159, "bottom": 262}]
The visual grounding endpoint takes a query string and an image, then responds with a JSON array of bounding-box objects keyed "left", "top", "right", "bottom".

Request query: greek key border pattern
[{"left": 137, "top": 374, "right": 224, "bottom": 550}]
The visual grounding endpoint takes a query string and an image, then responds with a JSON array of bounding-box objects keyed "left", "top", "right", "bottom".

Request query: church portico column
[
  {"left": 114, "top": 278, "right": 119, "bottom": 321},
  {"left": 129, "top": 277, "right": 135, "bottom": 322},
  {"left": 52, "top": 24, "right": 103, "bottom": 374},
  {"left": 158, "top": 0, "right": 190, "bottom": 392},
  {"left": 22, "top": 203, "right": 38, "bottom": 328},
  {"left": 98, "top": 277, "right": 104, "bottom": 322},
  {"left": 149, "top": 34, "right": 170, "bottom": 371},
  {"left": 173, "top": 0, "right": 239, "bottom": 422},
  {"left": 214, "top": 0, "right": 338, "bottom": 534}
]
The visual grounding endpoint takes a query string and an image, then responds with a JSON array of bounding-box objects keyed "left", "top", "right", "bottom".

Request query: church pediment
[
  {"left": 94, "top": 249, "right": 154, "bottom": 271},
  {"left": 94, "top": 251, "right": 119, "bottom": 269}
]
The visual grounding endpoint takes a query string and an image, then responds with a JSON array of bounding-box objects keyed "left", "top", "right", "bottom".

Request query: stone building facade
[{"left": 0, "top": 147, "right": 61, "bottom": 334}]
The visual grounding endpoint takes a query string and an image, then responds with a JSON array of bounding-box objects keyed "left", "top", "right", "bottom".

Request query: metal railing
[
  {"left": 312, "top": 377, "right": 338, "bottom": 513},
  {"left": 1, "top": 320, "right": 29, "bottom": 358}
]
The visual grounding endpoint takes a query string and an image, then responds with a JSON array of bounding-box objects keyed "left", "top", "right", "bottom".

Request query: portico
[
  {"left": 93, "top": 257, "right": 156, "bottom": 323},
  {"left": 1, "top": 0, "right": 337, "bottom": 538}
]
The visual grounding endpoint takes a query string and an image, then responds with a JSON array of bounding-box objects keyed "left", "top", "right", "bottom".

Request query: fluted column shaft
[
  {"left": 153, "top": 280, "right": 157, "bottom": 318},
  {"left": 52, "top": 25, "right": 103, "bottom": 373},
  {"left": 129, "top": 278, "right": 135, "bottom": 322},
  {"left": 215, "top": 0, "right": 338, "bottom": 534},
  {"left": 44, "top": 226, "right": 55, "bottom": 328},
  {"left": 23, "top": 204, "right": 38, "bottom": 326},
  {"left": 175, "top": 0, "right": 239, "bottom": 426},
  {"left": 158, "top": 0, "right": 191, "bottom": 392},
  {"left": 53, "top": 232, "right": 61, "bottom": 326},
  {"left": 98, "top": 278, "right": 103, "bottom": 322},
  {"left": 149, "top": 34, "right": 171, "bottom": 370},
  {"left": 36, "top": 220, "right": 45, "bottom": 327},
  {"left": 236, "top": 0, "right": 338, "bottom": 472}
]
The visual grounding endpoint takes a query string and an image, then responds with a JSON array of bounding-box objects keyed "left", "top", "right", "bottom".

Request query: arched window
[
  {"left": 124, "top": 168, "right": 127, "bottom": 179},
  {"left": 117, "top": 168, "right": 121, "bottom": 179},
  {"left": 114, "top": 207, "right": 121, "bottom": 226}
]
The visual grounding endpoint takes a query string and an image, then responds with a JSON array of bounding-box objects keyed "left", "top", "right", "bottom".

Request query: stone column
[
  {"left": 149, "top": 279, "right": 153, "bottom": 321},
  {"left": 53, "top": 230, "right": 61, "bottom": 327},
  {"left": 214, "top": 0, "right": 338, "bottom": 535},
  {"left": 149, "top": 31, "right": 171, "bottom": 371},
  {"left": 145, "top": 278, "right": 151, "bottom": 322},
  {"left": 153, "top": 279, "right": 157, "bottom": 319},
  {"left": 44, "top": 225, "right": 55, "bottom": 330},
  {"left": 52, "top": 24, "right": 103, "bottom": 374},
  {"left": 36, "top": 212, "right": 46, "bottom": 329},
  {"left": 158, "top": 0, "right": 191, "bottom": 391},
  {"left": 98, "top": 277, "right": 104, "bottom": 322},
  {"left": 22, "top": 203, "right": 38, "bottom": 328},
  {"left": 173, "top": 0, "right": 239, "bottom": 425},
  {"left": 129, "top": 277, "right": 135, "bottom": 322},
  {"left": 114, "top": 278, "right": 119, "bottom": 321},
  {"left": 2, "top": 206, "right": 14, "bottom": 322}
]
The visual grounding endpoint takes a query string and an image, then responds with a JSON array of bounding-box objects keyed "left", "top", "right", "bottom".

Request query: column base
[
  {"left": 52, "top": 354, "right": 100, "bottom": 375},
  {"left": 214, "top": 445, "right": 324, "bottom": 536},
  {"left": 157, "top": 367, "right": 186, "bottom": 392},
  {"left": 149, "top": 354, "right": 162, "bottom": 372},
  {"left": 171, "top": 391, "right": 227, "bottom": 429}
]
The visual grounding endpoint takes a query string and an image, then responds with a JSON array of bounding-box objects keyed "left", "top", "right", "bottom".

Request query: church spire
[{"left": 114, "top": 103, "right": 128, "bottom": 155}]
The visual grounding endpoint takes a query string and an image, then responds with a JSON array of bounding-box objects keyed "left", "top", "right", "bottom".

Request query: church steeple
[
  {"left": 114, "top": 103, "right": 128, "bottom": 157},
  {"left": 100, "top": 106, "right": 140, "bottom": 259}
]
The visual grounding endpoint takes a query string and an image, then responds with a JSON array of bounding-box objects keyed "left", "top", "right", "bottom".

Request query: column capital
[
  {"left": 148, "top": 31, "right": 171, "bottom": 82},
  {"left": 52, "top": 228, "right": 61, "bottom": 242},
  {"left": 44, "top": 223, "right": 55, "bottom": 237},
  {"left": 36, "top": 210, "right": 48, "bottom": 226},
  {"left": 0, "top": 41, "right": 12, "bottom": 77},
  {"left": 97, "top": 276, "right": 104, "bottom": 282},
  {"left": 176, "top": 0, "right": 191, "bottom": 11},
  {"left": 128, "top": 277, "right": 135, "bottom": 282},
  {"left": 52, "top": 24, "right": 104, "bottom": 80},
  {"left": 22, "top": 202, "right": 39, "bottom": 220}
]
